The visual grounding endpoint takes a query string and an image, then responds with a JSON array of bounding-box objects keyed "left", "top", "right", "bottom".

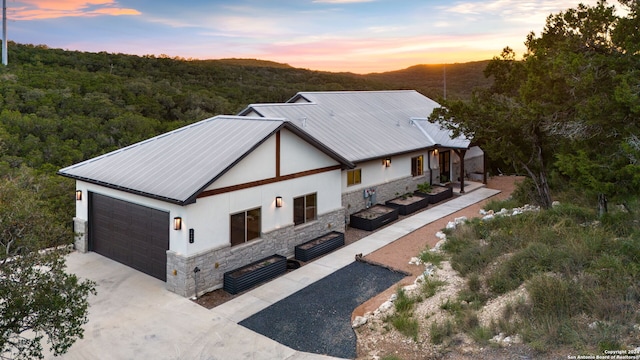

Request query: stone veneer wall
[
  {"left": 342, "top": 172, "right": 432, "bottom": 218},
  {"left": 73, "top": 217, "right": 88, "bottom": 253},
  {"left": 166, "top": 207, "right": 345, "bottom": 298}
]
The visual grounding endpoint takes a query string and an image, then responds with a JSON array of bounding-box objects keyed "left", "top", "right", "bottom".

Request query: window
[
  {"left": 347, "top": 169, "right": 361, "bottom": 186},
  {"left": 411, "top": 155, "right": 424, "bottom": 177},
  {"left": 294, "top": 193, "right": 317, "bottom": 225},
  {"left": 230, "top": 208, "right": 261, "bottom": 246}
]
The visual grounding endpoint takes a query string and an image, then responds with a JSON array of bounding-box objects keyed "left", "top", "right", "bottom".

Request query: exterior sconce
[
  {"left": 383, "top": 158, "right": 391, "bottom": 167},
  {"left": 275, "top": 196, "right": 283, "bottom": 208},
  {"left": 75, "top": 190, "right": 82, "bottom": 201},
  {"left": 173, "top": 217, "right": 182, "bottom": 230}
]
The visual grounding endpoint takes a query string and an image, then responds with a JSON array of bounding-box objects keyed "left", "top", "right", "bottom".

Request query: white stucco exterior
[
  {"left": 211, "top": 136, "right": 276, "bottom": 189},
  {"left": 175, "top": 169, "right": 341, "bottom": 256},
  {"left": 74, "top": 128, "right": 344, "bottom": 258},
  {"left": 341, "top": 150, "right": 432, "bottom": 193},
  {"left": 65, "top": 91, "right": 484, "bottom": 297},
  {"left": 74, "top": 180, "right": 183, "bottom": 252}
]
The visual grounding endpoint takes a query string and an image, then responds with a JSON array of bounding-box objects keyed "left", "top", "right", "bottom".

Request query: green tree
[
  {"left": 0, "top": 170, "right": 96, "bottom": 359},
  {"left": 432, "top": 0, "right": 640, "bottom": 209}
]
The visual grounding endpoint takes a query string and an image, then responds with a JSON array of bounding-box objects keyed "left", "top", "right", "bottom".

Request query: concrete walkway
[
  {"left": 57, "top": 186, "right": 499, "bottom": 360},
  {"left": 211, "top": 187, "right": 500, "bottom": 325}
]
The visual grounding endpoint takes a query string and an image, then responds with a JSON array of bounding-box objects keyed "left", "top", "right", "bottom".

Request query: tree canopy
[
  {"left": 431, "top": 0, "right": 640, "bottom": 209},
  {"left": 0, "top": 168, "right": 96, "bottom": 359}
]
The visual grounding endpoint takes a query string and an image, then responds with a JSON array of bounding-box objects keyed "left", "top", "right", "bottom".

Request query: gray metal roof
[
  {"left": 239, "top": 90, "right": 470, "bottom": 163},
  {"left": 410, "top": 118, "right": 471, "bottom": 149},
  {"left": 58, "top": 116, "right": 318, "bottom": 204}
]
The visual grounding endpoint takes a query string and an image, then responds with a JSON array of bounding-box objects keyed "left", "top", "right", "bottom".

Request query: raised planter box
[
  {"left": 349, "top": 204, "right": 399, "bottom": 231},
  {"left": 223, "top": 254, "right": 287, "bottom": 295},
  {"left": 385, "top": 193, "right": 429, "bottom": 215},
  {"left": 295, "top": 231, "right": 345, "bottom": 262},
  {"left": 415, "top": 185, "right": 453, "bottom": 204}
]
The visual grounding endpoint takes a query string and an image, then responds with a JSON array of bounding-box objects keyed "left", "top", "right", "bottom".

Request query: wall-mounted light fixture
[
  {"left": 173, "top": 217, "right": 182, "bottom": 230},
  {"left": 275, "top": 196, "right": 283, "bottom": 208},
  {"left": 383, "top": 158, "right": 391, "bottom": 167},
  {"left": 75, "top": 190, "right": 82, "bottom": 201}
]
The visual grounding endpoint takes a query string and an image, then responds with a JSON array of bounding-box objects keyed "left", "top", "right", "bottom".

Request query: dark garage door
[{"left": 89, "top": 193, "right": 169, "bottom": 281}]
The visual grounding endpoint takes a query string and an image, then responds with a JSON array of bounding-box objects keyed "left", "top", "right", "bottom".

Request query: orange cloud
[
  {"left": 256, "top": 33, "right": 516, "bottom": 73},
  {"left": 10, "top": 0, "right": 140, "bottom": 20}
]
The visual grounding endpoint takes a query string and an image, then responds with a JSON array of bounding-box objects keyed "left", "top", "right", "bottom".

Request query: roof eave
[{"left": 57, "top": 172, "right": 187, "bottom": 205}]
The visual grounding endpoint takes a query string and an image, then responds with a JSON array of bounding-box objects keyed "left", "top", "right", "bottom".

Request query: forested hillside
[
  {"left": 0, "top": 42, "right": 491, "bottom": 233},
  {"left": 367, "top": 61, "right": 491, "bottom": 100}
]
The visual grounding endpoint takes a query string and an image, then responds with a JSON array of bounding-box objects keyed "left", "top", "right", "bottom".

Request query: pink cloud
[
  {"left": 10, "top": 0, "right": 140, "bottom": 20},
  {"left": 250, "top": 34, "right": 509, "bottom": 73}
]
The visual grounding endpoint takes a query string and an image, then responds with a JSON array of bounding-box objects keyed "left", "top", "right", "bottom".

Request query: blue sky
[{"left": 5, "top": 0, "right": 602, "bottom": 73}]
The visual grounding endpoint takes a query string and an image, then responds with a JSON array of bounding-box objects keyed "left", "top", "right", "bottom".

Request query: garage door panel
[{"left": 90, "top": 193, "right": 169, "bottom": 281}]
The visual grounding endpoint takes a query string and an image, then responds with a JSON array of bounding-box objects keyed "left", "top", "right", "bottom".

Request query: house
[
  {"left": 58, "top": 91, "right": 483, "bottom": 298},
  {"left": 239, "top": 90, "right": 483, "bottom": 215}
]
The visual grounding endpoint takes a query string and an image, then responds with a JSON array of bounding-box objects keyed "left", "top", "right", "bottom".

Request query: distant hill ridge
[{"left": 2, "top": 42, "right": 492, "bottom": 102}]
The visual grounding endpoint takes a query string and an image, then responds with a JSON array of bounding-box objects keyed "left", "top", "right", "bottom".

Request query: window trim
[
  {"left": 347, "top": 169, "right": 362, "bottom": 186},
  {"left": 294, "top": 193, "right": 317, "bottom": 226},
  {"left": 230, "top": 207, "right": 261, "bottom": 246},
  {"left": 411, "top": 155, "right": 424, "bottom": 177}
]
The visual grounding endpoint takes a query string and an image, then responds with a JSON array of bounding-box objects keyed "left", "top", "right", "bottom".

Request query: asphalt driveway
[{"left": 240, "top": 261, "right": 406, "bottom": 359}]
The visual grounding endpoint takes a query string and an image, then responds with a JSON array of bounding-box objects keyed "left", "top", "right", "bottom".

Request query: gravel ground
[{"left": 239, "top": 261, "right": 407, "bottom": 359}]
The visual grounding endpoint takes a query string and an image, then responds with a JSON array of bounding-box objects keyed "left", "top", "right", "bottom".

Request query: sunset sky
[{"left": 5, "top": 0, "right": 604, "bottom": 73}]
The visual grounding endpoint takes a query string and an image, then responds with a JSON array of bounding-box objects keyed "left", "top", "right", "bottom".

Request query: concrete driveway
[
  {"left": 53, "top": 187, "right": 500, "bottom": 360},
  {"left": 52, "top": 252, "right": 339, "bottom": 360}
]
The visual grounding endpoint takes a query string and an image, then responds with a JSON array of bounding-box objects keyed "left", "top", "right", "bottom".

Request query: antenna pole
[{"left": 2, "top": 0, "right": 7, "bottom": 66}]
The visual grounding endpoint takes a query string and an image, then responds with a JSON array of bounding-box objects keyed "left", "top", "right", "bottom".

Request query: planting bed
[
  {"left": 349, "top": 204, "right": 399, "bottom": 231},
  {"left": 385, "top": 193, "right": 429, "bottom": 215},
  {"left": 295, "top": 231, "right": 345, "bottom": 262},
  {"left": 223, "top": 254, "right": 287, "bottom": 294}
]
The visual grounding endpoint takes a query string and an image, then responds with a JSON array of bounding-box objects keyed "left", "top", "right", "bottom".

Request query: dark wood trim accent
[
  {"left": 427, "top": 151, "right": 432, "bottom": 185},
  {"left": 483, "top": 151, "right": 488, "bottom": 184},
  {"left": 276, "top": 131, "right": 281, "bottom": 177},
  {"left": 197, "top": 165, "right": 342, "bottom": 198}
]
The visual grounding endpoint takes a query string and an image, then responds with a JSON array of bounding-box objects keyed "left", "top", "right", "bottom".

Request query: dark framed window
[
  {"left": 294, "top": 193, "right": 317, "bottom": 225},
  {"left": 411, "top": 155, "right": 424, "bottom": 177},
  {"left": 347, "top": 169, "right": 361, "bottom": 186},
  {"left": 230, "top": 207, "right": 261, "bottom": 246}
]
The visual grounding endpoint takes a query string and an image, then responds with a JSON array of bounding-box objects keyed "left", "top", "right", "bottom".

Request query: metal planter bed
[
  {"left": 223, "top": 254, "right": 287, "bottom": 294},
  {"left": 385, "top": 193, "right": 429, "bottom": 215},
  {"left": 349, "top": 204, "right": 399, "bottom": 231},
  {"left": 294, "top": 231, "right": 345, "bottom": 262}
]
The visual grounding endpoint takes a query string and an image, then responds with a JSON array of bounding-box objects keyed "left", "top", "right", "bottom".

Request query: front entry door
[{"left": 439, "top": 150, "right": 451, "bottom": 183}]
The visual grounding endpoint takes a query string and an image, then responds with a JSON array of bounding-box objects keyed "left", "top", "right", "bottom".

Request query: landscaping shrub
[
  {"left": 450, "top": 243, "right": 496, "bottom": 276},
  {"left": 419, "top": 250, "right": 444, "bottom": 267},
  {"left": 437, "top": 195, "right": 640, "bottom": 353},
  {"left": 483, "top": 197, "right": 522, "bottom": 213},
  {"left": 387, "top": 288, "right": 420, "bottom": 341},
  {"left": 421, "top": 277, "right": 446, "bottom": 299},
  {"left": 429, "top": 319, "right": 454, "bottom": 344}
]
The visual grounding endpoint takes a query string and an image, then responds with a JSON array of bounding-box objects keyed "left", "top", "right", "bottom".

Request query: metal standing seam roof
[
  {"left": 60, "top": 91, "right": 470, "bottom": 205},
  {"left": 239, "top": 90, "right": 470, "bottom": 163},
  {"left": 410, "top": 118, "right": 471, "bottom": 149},
  {"left": 58, "top": 116, "right": 344, "bottom": 205}
]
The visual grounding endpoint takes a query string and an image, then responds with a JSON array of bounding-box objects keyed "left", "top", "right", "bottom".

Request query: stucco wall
[
  {"left": 181, "top": 169, "right": 342, "bottom": 256},
  {"left": 166, "top": 207, "right": 345, "bottom": 297},
  {"left": 73, "top": 127, "right": 346, "bottom": 297},
  {"left": 340, "top": 151, "right": 434, "bottom": 216}
]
